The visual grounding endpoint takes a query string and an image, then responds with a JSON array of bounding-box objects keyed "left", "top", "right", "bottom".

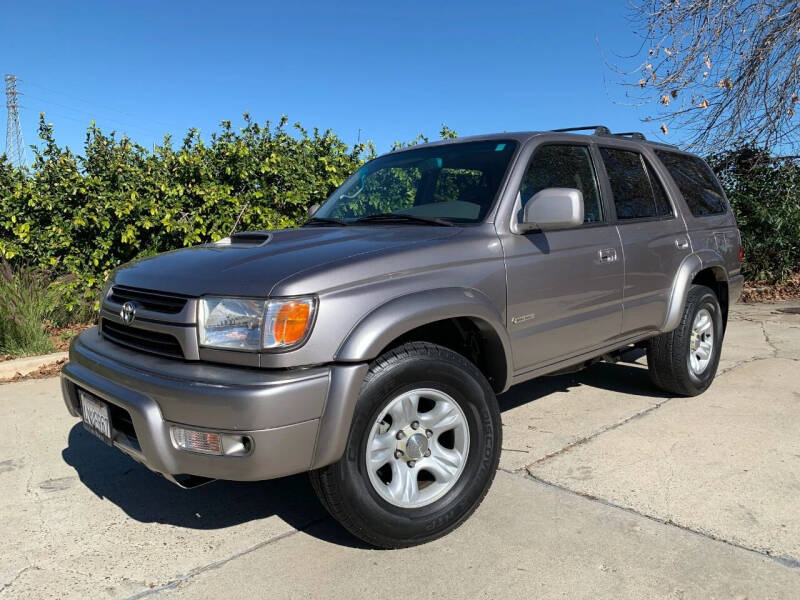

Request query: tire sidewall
[{"left": 336, "top": 349, "right": 500, "bottom": 543}]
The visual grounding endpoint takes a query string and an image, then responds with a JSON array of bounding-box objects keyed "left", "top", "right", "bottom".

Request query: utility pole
[{"left": 5, "top": 74, "right": 26, "bottom": 168}]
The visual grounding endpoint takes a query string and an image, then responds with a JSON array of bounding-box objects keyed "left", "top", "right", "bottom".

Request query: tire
[
  {"left": 309, "top": 341, "right": 501, "bottom": 548},
  {"left": 647, "top": 284, "right": 724, "bottom": 396}
]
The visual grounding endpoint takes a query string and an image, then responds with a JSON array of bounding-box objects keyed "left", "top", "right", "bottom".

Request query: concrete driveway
[{"left": 1, "top": 302, "right": 799, "bottom": 599}]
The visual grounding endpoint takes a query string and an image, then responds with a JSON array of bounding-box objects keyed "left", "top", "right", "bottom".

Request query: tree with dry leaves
[{"left": 621, "top": 0, "right": 799, "bottom": 153}]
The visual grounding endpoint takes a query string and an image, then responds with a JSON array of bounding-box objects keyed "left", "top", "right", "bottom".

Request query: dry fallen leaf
[
  {"left": 639, "top": 79, "right": 647, "bottom": 88},
  {"left": 661, "top": 123, "right": 668, "bottom": 134},
  {"left": 704, "top": 56, "right": 712, "bottom": 69},
  {"left": 660, "top": 95, "right": 671, "bottom": 106},
  {"left": 671, "top": 90, "right": 678, "bottom": 99},
  {"left": 698, "top": 99, "right": 710, "bottom": 109}
]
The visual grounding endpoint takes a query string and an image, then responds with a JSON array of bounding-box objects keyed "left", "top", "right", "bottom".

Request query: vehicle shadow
[
  {"left": 61, "top": 424, "right": 367, "bottom": 548},
  {"left": 61, "top": 348, "right": 664, "bottom": 549},
  {"left": 497, "top": 348, "right": 669, "bottom": 412}
]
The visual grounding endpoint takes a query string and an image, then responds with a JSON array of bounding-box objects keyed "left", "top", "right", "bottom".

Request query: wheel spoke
[
  {"left": 419, "top": 401, "right": 460, "bottom": 431},
  {"left": 388, "top": 392, "right": 419, "bottom": 426},
  {"left": 697, "top": 318, "right": 712, "bottom": 335},
  {"left": 422, "top": 444, "right": 462, "bottom": 482},
  {"left": 369, "top": 432, "right": 395, "bottom": 468},
  {"left": 388, "top": 461, "right": 418, "bottom": 504}
]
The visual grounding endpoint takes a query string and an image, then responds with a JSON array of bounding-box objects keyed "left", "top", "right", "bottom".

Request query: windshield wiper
[
  {"left": 303, "top": 216, "right": 349, "bottom": 227},
  {"left": 355, "top": 213, "right": 455, "bottom": 227}
]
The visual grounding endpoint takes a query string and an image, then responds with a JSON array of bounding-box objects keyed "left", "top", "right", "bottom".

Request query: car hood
[{"left": 112, "top": 226, "right": 462, "bottom": 297}]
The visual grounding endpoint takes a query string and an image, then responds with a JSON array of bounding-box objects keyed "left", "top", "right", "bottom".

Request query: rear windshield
[{"left": 654, "top": 150, "right": 727, "bottom": 217}]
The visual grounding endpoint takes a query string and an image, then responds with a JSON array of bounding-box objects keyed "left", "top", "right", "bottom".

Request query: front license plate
[{"left": 80, "top": 390, "right": 112, "bottom": 443}]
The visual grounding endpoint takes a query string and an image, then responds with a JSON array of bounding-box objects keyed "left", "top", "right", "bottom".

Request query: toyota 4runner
[{"left": 62, "top": 126, "right": 743, "bottom": 548}]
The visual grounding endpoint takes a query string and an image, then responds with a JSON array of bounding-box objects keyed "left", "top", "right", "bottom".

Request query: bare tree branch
[{"left": 615, "top": 0, "right": 800, "bottom": 153}]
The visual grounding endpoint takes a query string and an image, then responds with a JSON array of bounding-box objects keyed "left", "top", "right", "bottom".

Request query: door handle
[
  {"left": 598, "top": 248, "right": 617, "bottom": 263},
  {"left": 675, "top": 238, "right": 689, "bottom": 250}
]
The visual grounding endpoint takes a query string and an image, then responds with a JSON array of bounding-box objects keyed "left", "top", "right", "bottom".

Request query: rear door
[
  {"left": 502, "top": 143, "right": 624, "bottom": 372},
  {"left": 596, "top": 145, "right": 690, "bottom": 335}
]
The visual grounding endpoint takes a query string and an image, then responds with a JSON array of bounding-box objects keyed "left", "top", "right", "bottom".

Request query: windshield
[{"left": 314, "top": 140, "right": 518, "bottom": 225}]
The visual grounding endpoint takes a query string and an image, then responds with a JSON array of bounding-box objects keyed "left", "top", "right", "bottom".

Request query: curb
[{"left": 0, "top": 352, "right": 69, "bottom": 382}]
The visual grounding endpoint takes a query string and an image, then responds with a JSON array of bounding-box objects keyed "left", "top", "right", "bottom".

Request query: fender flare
[
  {"left": 661, "top": 250, "right": 728, "bottom": 332},
  {"left": 335, "top": 287, "right": 514, "bottom": 392}
]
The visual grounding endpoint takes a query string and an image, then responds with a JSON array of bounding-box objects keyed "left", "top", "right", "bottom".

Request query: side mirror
[
  {"left": 516, "top": 187, "right": 584, "bottom": 233},
  {"left": 308, "top": 203, "right": 320, "bottom": 218}
]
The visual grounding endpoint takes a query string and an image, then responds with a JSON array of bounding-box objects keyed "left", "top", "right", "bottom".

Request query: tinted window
[
  {"left": 600, "top": 148, "right": 657, "bottom": 219},
  {"left": 520, "top": 145, "right": 603, "bottom": 223},
  {"left": 655, "top": 150, "right": 727, "bottom": 216},
  {"left": 645, "top": 159, "right": 673, "bottom": 217}
]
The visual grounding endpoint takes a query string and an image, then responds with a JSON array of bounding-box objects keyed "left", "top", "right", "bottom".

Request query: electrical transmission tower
[{"left": 5, "top": 74, "right": 26, "bottom": 168}]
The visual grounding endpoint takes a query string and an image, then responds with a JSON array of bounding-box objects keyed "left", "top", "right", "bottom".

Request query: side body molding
[
  {"left": 336, "top": 287, "right": 514, "bottom": 392},
  {"left": 661, "top": 250, "right": 727, "bottom": 332}
]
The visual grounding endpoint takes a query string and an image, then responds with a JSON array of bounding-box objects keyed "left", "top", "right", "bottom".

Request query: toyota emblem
[{"left": 120, "top": 301, "right": 137, "bottom": 325}]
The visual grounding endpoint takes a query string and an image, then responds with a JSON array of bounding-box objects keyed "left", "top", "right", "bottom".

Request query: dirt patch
[
  {"left": 741, "top": 273, "right": 800, "bottom": 303},
  {"left": 48, "top": 323, "right": 93, "bottom": 352},
  {"left": 1, "top": 358, "right": 68, "bottom": 384}
]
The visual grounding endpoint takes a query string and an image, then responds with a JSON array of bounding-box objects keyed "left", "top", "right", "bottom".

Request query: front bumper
[{"left": 62, "top": 327, "right": 367, "bottom": 485}]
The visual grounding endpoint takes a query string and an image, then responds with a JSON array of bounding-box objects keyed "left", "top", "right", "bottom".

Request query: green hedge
[
  {"left": 709, "top": 148, "right": 800, "bottom": 283},
  {"left": 0, "top": 114, "right": 372, "bottom": 307}
]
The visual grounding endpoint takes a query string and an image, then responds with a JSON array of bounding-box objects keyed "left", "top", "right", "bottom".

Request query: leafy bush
[
  {"left": 0, "top": 259, "right": 57, "bottom": 356},
  {"left": 710, "top": 148, "right": 800, "bottom": 283},
  {"left": 0, "top": 114, "right": 373, "bottom": 307}
]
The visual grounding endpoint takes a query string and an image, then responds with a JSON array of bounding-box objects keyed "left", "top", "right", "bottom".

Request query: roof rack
[
  {"left": 612, "top": 131, "right": 646, "bottom": 140},
  {"left": 551, "top": 125, "right": 611, "bottom": 136},
  {"left": 550, "top": 126, "right": 649, "bottom": 141}
]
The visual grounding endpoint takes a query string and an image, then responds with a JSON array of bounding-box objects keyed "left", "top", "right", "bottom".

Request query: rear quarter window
[{"left": 654, "top": 150, "right": 727, "bottom": 217}]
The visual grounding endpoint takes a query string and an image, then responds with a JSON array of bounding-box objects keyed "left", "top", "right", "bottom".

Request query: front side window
[
  {"left": 600, "top": 147, "right": 662, "bottom": 220},
  {"left": 654, "top": 150, "right": 727, "bottom": 217},
  {"left": 519, "top": 145, "right": 603, "bottom": 223},
  {"left": 314, "top": 140, "right": 518, "bottom": 224}
]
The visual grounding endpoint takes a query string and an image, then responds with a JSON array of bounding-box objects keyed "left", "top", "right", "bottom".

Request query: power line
[
  {"left": 21, "top": 78, "right": 186, "bottom": 132},
  {"left": 5, "top": 74, "right": 26, "bottom": 168}
]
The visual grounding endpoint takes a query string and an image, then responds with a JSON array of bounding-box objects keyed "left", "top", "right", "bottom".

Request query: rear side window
[
  {"left": 654, "top": 150, "right": 727, "bottom": 216},
  {"left": 520, "top": 145, "right": 603, "bottom": 223},
  {"left": 600, "top": 147, "right": 665, "bottom": 220}
]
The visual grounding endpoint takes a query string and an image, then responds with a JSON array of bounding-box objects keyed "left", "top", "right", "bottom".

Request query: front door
[{"left": 502, "top": 144, "right": 624, "bottom": 373}]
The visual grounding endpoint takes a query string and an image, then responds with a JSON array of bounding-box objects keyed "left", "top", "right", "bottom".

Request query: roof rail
[
  {"left": 551, "top": 125, "right": 611, "bottom": 136},
  {"left": 612, "top": 131, "right": 646, "bottom": 140}
]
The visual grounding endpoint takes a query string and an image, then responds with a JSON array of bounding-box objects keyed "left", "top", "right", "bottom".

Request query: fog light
[{"left": 172, "top": 427, "right": 222, "bottom": 455}]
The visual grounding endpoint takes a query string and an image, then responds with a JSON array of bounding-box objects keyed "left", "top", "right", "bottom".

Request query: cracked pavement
[{"left": 1, "top": 302, "right": 799, "bottom": 599}]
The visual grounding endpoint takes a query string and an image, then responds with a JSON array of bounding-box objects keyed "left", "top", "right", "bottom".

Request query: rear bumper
[{"left": 61, "top": 328, "right": 367, "bottom": 484}]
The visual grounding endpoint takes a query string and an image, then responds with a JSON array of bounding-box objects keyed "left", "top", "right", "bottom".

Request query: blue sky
[{"left": 2, "top": 1, "right": 675, "bottom": 159}]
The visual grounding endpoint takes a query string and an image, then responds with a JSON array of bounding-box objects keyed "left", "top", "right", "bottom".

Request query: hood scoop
[{"left": 212, "top": 231, "right": 272, "bottom": 248}]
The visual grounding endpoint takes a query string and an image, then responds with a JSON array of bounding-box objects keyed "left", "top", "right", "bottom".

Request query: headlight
[{"left": 197, "top": 296, "right": 316, "bottom": 351}]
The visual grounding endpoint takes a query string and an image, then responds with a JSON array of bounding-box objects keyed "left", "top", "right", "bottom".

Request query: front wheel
[
  {"left": 310, "top": 342, "right": 501, "bottom": 548},
  {"left": 647, "top": 284, "right": 724, "bottom": 396}
]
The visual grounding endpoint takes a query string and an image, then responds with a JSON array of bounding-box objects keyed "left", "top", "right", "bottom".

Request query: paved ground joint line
[
  {"left": 122, "top": 516, "right": 329, "bottom": 599},
  {"left": 521, "top": 472, "right": 800, "bottom": 572},
  {"left": 518, "top": 399, "right": 671, "bottom": 472}
]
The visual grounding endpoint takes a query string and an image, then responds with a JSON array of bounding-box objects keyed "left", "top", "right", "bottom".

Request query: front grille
[
  {"left": 101, "top": 318, "right": 185, "bottom": 359},
  {"left": 109, "top": 285, "right": 189, "bottom": 314}
]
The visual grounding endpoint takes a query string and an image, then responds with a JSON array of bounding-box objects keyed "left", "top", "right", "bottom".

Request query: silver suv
[{"left": 62, "top": 126, "right": 743, "bottom": 548}]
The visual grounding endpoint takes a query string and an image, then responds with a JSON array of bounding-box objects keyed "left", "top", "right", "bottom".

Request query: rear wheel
[
  {"left": 309, "top": 342, "right": 501, "bottom": 548},
  {"left": 647, "top": 284, "right": 723, "bottom": 396}
]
